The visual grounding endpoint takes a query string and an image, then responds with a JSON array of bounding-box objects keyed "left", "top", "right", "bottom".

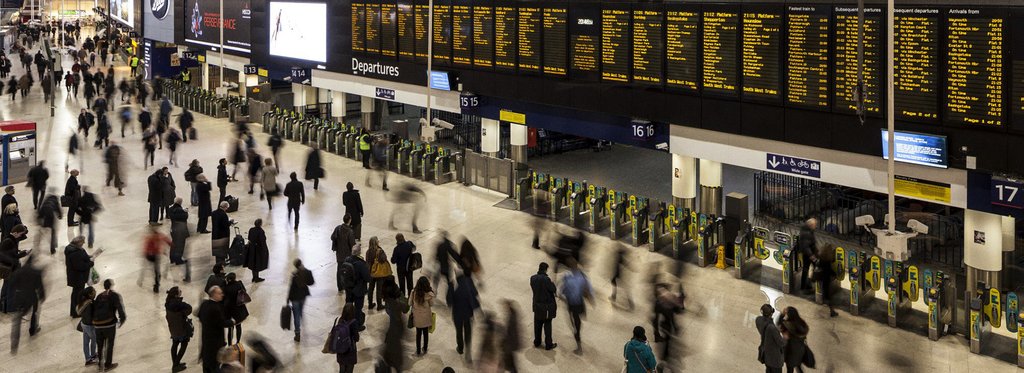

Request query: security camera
[
  {"left": 907, "top": 219, "right": 929, "bottom": 235},
  {"left": 855, "top": 215, "right": 875, "bottom": 227},
  {"left": 418, "top": 117, "right": 429, "bottom": 127},
  {"left": 431, "top": 118, "right": 455, "bottom": 130}
]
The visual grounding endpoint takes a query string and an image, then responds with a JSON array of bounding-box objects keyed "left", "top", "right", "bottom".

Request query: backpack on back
[
  {"left": 407, "top": 252, "right": 423, "bottom": 271},
  {"left": 331, "top": 318, "right": 354, "bottom": 354},
  {"left": 338, "top": 262, "right": 356, "bottom": 290},
  {"left": 92, "top": 291, "right": 116, "bottom": 322}
]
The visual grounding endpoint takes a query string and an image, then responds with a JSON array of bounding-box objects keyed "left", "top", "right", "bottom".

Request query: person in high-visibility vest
[
  {"left": 129, "top": 56, "right": 140, "bottom": 76},
  {"left": 358, "top": 130, "right": 372, "bottom": 169},
  {"left": 180, "top": 70, "right": 191, "bottom": 85}
]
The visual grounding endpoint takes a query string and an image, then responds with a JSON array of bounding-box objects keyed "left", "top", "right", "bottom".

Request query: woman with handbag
[
  {"left": 778, "top": 306, "right": 811, "bottom": 373},
  {"left": 623, "top": 326, "right": 657, "bottom": 373},
  {"left": 411, "top": 276, "right": 435, "bottom": 356},
  {"left": 164, "top": 286, "right": 193, "bottom": 372},
  {"left": 366, "top": 237, "right": 391, "bottom": 310},
  {"left": 221, "top": 273, "right": 250, "bottom": 345}
]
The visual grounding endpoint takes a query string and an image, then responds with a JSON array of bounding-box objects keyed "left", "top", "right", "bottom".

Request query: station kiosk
[{"left": 0, "top": 121, "right": 37, "bottom": 185}]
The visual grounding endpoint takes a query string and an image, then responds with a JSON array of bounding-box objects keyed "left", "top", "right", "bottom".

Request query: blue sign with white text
[
  {"left": 429, "top": 71, "right": 451, "bottom": 91},
  {"left": 767, "top": 153, "right": 821, "bottom": 178},
  {"left": 375, "top": 87, "right": 396, "bottom": 100},
  {"left": 881, "top": 130, "right": 948, "bottom": 168}
]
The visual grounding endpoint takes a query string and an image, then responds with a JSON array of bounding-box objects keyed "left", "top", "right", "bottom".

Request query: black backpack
[
  {"left": 92, "top": 291, "right": 117, "bottom": 322},
  {"left": 407, "top": 252, "right": 423, "bottom": 272},
  {"left": 338, "top": 261, "right": 356, "bottom": 290}
]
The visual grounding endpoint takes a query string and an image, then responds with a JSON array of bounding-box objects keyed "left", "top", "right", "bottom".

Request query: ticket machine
[
  {"left": 567, "top": 181, "right": 589, "bottom": 228},
  {"left": 587, "top": 185, "right": 608, "bottom": 233},
  {"left": 0, "top": 121, "right": 37, "bottom": 185}
]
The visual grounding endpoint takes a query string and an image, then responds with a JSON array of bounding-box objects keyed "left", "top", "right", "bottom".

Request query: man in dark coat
[
  {"left": 216, "top": 159, "right": 229, "bottom": 203},
  {"left": 63, "top": 236, "right": 93, "bottom": 317},
  {"left": 342, "top": 182, "right": 364, "bottom": 240},
  {"left": 197, "top": 286, "right": 227, "bottom": 373},
  {"left": 344, "top": 245, "right": 371, "bottom": 331},
  {"left": 147, "top": 169, "right": 163, "bottom": 225},
  {"left": 244, "top": 219, "right": 269, "bottom": 282},
  {"left": 0, "top": 225, "right": 29, "bottom": 312},
  {"left": 1, "top": 186, "right": 17, "bottom": 234},
  {"left": 196, "top": 174, "right": 213, "bottom": 233},
  {"left": 178, "top": 108, "right": 194, "bottom": 142},
  {"left": 797, "top": 218, "right": 818, "bottom": 292},
  {"left": 530, "top": 262, "right": 558, "bottom": 350},
  {"left": 9, "top": 254, "right": 44, "bottom": 353},
  {"left": 35, "top": 192, "right": 61, "bottom": 254},
  {"left": 283, "top": 172, "right": 305, "bottom": 231},
  {"left": 304, "top": 145, "right": 322, "bottom": 190},
  {"left": 287, "top": 259, "right": 314, "bottom": 341},
  {"left": 756, "top": 304, "right": 784, "bottom": 373},
  {"left": 451, "top": 273, "right": 481, "bottom": 358},
  {"left": 64, "top": 170, "right": 81, "bottom": 226},
  {"left": 167, "top": 197, "right": 191, "bottom": 282},
  {"left": 211, "top": 201, "right": 232, "bottom": 264},
  {"left": 104, "top": 143, "right": 125, "bottom": 195},
  {"left": 331, "top": 214, "right": 357, "bottom": 291},
  {"left": 26, "top": 162, "right": 48, "bottom": 209}
]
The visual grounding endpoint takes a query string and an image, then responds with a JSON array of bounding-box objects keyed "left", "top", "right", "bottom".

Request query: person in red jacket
[{"left": 141, "top": 225, "right": 171, "bottom": 293}]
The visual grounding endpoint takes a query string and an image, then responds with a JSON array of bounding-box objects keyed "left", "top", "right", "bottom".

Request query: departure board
[
  {"left": 665, "top": 6, "right": 699, "bottom": 91},
  {"left": 544, "top": 7, "right": 568, "bottom": 76},
  {"left": 414, "top": 3, "right": 428, "bottom": 60},
  {"left": 601, "top": 7, "right": 630, "bottom": 82},
  {"left": 397, "top": 3, "right": 415, "bottom": 59},
  {"left": 945, "top": 11, "right": 1004, "bottom": 126},
  {"left": 786, "top": 6, "right": 829, "bottom": 108},
  {"left": 1014, "top": 20, "right": 1024, "bottom": 125},
  {"left": 432, "top": 4, "right": 452, "bottom": 65},
  {"left": 452, "top": 3, "right": 472, "bottom": 65},
  {"left": 473, "top": 5, "right": 494, "bottom": 68},
  {"left": 366, "top": 2, "right": 380, "bottom": 54},
  {"left": 352, "top": 2, "right": 365, "bottom": 52},
  {"left": 518, "top": 7, "right": 542, "bottom": 72},
  {"left": 494, "top": 5, "right": 516, "bottom": 70},
  {"left": 741, "top": 10, "right": 781, "bottom": 101},
  {"left": 702, "top": 10, "right": 739, "bottom": 95},
  {"left": 834, "top": 7, "right": 881, "bottom": 114},
  {"left": 894, "top": 8, "right": 939, "bottom": 121},
  {"left": 633, "top": 7, "right": 664, "bottom": 84},
  {"left": 570, "top": 6, "right": 600, "bottom": 78},
  {"left": 381, "top": 3, "right": 398, "bottom": 57}
]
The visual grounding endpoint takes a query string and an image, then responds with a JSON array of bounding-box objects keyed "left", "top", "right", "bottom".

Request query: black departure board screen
[
  {"left": 602, "top": 6, "right": 630, "bottom": 82},
  {"left": 786, "top": 6, "right": 829, "bottom": 109},
  {"left": 702, "top": 9, "right": 739, "bottom": 96},
  {"left": 381, "top": 3, "right": 398, "bottom": 57},
  {"left": 945, "top": 10, "right": 1004, "bottom": 126},
  {"left": 1013, "top": 19, "right": 1024, "bottom": 129},
  {"left": 741, "top": 9, "right": 781, "bottom": 101},
  {"left": 473, "top": 5, "right": 494, "bottom": 68},
  {"left": 414, "top": 2, "right": 428, "bottom": 61},
  {"left": 494, "top": 5, "right": 516, "bottom": 70},
  {"left": 633, "top": 6, "right": 663, "bottom": 84},
  {"left": 665, "top": 5, "right": 699, "bottom": 91},
  {"left": 452, "top": 2, "right": 472, "bottom": 65},
  {"left": 366, "top": 1, "right": 381, "bottom": 54},
  {"left": 518, "top": 6, "right": 542, "bottom": 72},
  {"left": 543, "top": 7, "right": 568, "bottom": 76},
  {"left": 432, "top": 3, "right": 452, "bottom": 65},
  {"left": 834, "top": 7, "right": 881, "bottom": 114},
  {"left": 570, "top": 5, "right": 600, "bottom": 79},
  {"left": 894, "top": 8, "right": 939, "bottom": 121},
  {"left": 352, "top": 2, "right": 366, "bottom": 52},
  {"left": 398, "top": 2, "right": 415, "bottom": 60}
]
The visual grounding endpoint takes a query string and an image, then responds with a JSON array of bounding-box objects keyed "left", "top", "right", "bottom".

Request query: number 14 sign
[{"left": 992, "top": 176, "right": 1024, "bottom": 209}]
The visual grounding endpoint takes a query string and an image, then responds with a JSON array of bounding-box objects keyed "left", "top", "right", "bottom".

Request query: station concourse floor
[{"left": 0, "top": 49, "right": 1012, "bottom": 373}]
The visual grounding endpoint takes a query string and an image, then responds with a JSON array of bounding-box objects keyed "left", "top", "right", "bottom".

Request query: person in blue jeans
[
  {"left": 560, "top": 259, "right": 593, "bottom": 354},
  {"left": 76, "top": 286, "right": 98, "bottom": 364},
  {"left": 624, "top": 326, "right": 657, "bottom": 373},
  {"left": 287, "top": 259, "right": 315, "bottom": 342}
]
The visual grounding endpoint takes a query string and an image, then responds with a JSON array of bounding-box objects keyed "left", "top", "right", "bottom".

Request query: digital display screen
[
  {"left": 518, "top": 6, "right": 542, "bottom": 72},
  {"left": 895, "top": 8, "right": 940, "bottom": 121},
  {"left": 269, "top": 2, "right": 327, "bottom": 62},
  {"left": 741, "top": 9, "right": 781, "bottom": 101},
  {"left": 633, "top": 6, "right": 664, "bottom": 84},
  {"left": 452, "top": 2, "right": 472, "bottom": 65},
  {"left": 494, "top": 5, "right": 516, "bottom": 70},
  {"left": 432, "top": 3, "right": 452, "bottom": 65},
  {"left": 543, "top": 7, "right": 568, "bottom": 76},
  {"left": 352, "top": 2, "right": 365, "bottom": 52},
  {"left": 833, "top": 6, "right": 881, "bottom": 114},
  {"left": 785, "top": 6, "right": 829, "bottom": 108},
  {"left": 601, "top": 6, "right": 630, "bottom": 82},
  {"left": 430, "top": 71, "right": 451, "bottom": 90},
  {"left": 571, "top": 5, "right": 600, "bottom": 78},
  {"left": 380, "top": 2, "right": 398, "bottom": 57},
  {"left": 945, "top": 10, "right": 1004, "bottom": 126},
  {"left": 397, "top": 2, "right": 415, "bottom": 60},
  {"left": 702, "top": 9, "right": 739, "bottom": 96},
  {"left": 185, "top": 0, "right": 252, "bottom": 54},
  {"left": 365, "top": 1, "right": 381, "bottom": 54},
  {"left": 473, "top": 5, "right": 494, "bottom": 68},
  {"left": 665, "top": 5, "right": 699, "bottom": 91},
  {"left": 881, "top": 130, "right": 948, "bottom": 168},
  {"left": 414, "top": 2, "right": 428, "bottom": 61}
]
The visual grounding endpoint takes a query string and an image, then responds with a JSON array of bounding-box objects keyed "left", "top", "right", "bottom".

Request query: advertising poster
[
  {"left": 143, "top": 0, "right": 174, "bottom": 42},
  {"left": 268, "top": 2, "right": 327, "bottom": 62},
  {"left": 185, "top": 0, "right": 252, "bottom": 54},
  {"left": 109, "top": 0, "right": 134, "bottom": 26}
]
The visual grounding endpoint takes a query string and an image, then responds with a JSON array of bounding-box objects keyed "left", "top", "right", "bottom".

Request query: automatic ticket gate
[
  {"left": 696, "top": 214, "right": 725, "bottom": 267},
  {"left": 968, "top": 283, "right": 1006, "bottom": 355},
  {"left": 396, "top": 140, "right": 413, "bottom": 172},
  {"left": 882, "top": 260, "right": 921, "bottom": 327},
  {"left": 530, "top": 172, "right": 550, "bottom": 213},
  {"left": 646, "top": 201, "right": 670, "bottom": 252},
  {"left": 630, "top": 196, "right": 650, "bottom": 247},
  {"left": 608, "top": 190, "right": 632, "bottom": 240},
  {"left": 848, "top": 252, "right": 881, "bottom": 316},
  {"left": 548, "top": 177, "right": 569, "bottom": 221},
  {"left": 419, "top": 144, "right": 437, "bottom": 181},
  {"left": 513, "top": 174, "right": 533, "bottom": 211},
  {"left": 408, "top": 143, "right": 425, "bottom": 175},
  {"left": 588, "top": 185, "right": 608, "bottom": 233},
  {"left": 671, "top": 207, "right": 695, "bottom": 258},
  {"left": 763, "top": 231, "right": 795, "bottom": 294},
  {"left": 433, "top": 147, "right": 459, "bottom": 184},
  {"left": 923, "top": 269, "right": 952, "bottom": 341},
  {"left": 733, "top": 223, "right": 770, "bottom": 279},
  {"left": 567, "top": 181, "right": 589, "bottom": 228},
  {"left": 343, "top": 126, "right": 360, "bottom": 158}
]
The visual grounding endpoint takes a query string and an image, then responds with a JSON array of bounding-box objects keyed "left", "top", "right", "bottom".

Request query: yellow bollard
[{"left": 715, "top": 245, "right": 727, "bottom": 269}]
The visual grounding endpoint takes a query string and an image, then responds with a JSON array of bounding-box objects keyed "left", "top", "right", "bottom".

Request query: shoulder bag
[
  {"left": 322, "top": 317, "right": 339, "bottom": 354},
  {"left": 757, "top": 322, "right": 768, "bottom": 363}
]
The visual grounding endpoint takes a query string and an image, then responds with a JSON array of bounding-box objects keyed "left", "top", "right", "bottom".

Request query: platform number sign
[
  {"left": 631, "top": 121, "right": 654, "bottom": 139},
  {"left": 992, "top": 177, "right": 1024, "bottom": 209},
  {"left": 243, "top": 64, "right": 258, "bottom": 75},
  {"left": 460, "top": 93, "right": 480, "bottom": 109},
  {"left": 291, "top": 68, "right": 311, "bottom": 84}
]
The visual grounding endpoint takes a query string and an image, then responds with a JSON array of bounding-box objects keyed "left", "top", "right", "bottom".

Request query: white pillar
[
  {"left": 292, "top": 83, "right": 307, "bottom": 108},
  {"left": 964, "top": 210, "right": 1004, "bottom": 272},
  {"left": 672, "top": 154, "right": 697, "bottom": 209},
  {"left": 509, "top": 123, "right": 527, "bottom": 163},
  {"left": 360, "top": 95, "right": 375, "bottom": 130},
  {"left": 480, "top": 118, "right": 500, "bottom": 156},
  {"left": 698, "top": 159, "right": 722, "bottom": 215},
  {"left": 331, "top": 91, "right": 347, "bottom": 120},
  {"left": 201, "top": 62, "right": 209, "bottom": 90},
  {"left": 237, "top": 70, "right": 246, "bottom": 98}
]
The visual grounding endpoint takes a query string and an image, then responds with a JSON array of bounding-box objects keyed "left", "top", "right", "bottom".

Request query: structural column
[
  {"left": 360, "top": 96, "right": 376, "bottom": 130},
  {"left": 201, "top": 62, "right": 209, "bottom": 90},
  {"left": 509, "top": 123, "right": 528, "bottom": 164},
  {"left": 331, "top": 91, "right": 347, "bottom": 122},
  {"left": 698, "top": 159, "right": 722, "bottom": 215},
  {"left": 480, "top": 118, "right": 500, "bottom": 157},
  {"left": 671, "top": 154, "right": 697, "bottom": 210},
  {"left": 237, "top": 70, "right": 248, "bottom": 98}
]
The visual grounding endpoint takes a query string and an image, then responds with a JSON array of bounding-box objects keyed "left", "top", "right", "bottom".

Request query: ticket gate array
[
  {"left": 164, "top": 80, "right": 228, "bottom": 118},
  {"left": 695, "top": 214, "right": 726, "bottom": 268}
]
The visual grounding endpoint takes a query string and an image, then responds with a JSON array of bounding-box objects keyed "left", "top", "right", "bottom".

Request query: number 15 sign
[{"left": 992, "top": 176, "right": 1024, "bottom": 209}]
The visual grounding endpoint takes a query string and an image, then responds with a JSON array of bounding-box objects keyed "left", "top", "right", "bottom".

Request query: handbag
[
  {"left": 76, "top": 320, "right": 83, "bottom": 332},
  {"left": 184, "top": 318, "right": 195, "bottom": 338},
  {"left": 428, "top": 312, "right": 436, "bottom": 333},
  {"left": 0, "top": 263, "right": 11, "bottom": 280},
  {"left": 370, "top": 254, "right": 392, "bottom": 278},
  {"left": 407, "top": 313, "right": 414, "bottom": 329},
  {"left": 60, "top": 195, "right": 67, "bottom": 207},
  {"left": 237, "top": 288, "right": 252, "bottom": 305},
  {"left": 756, "top": 323, "right": 767, "bottom": 363},
  {"left": 802, "top": 344, "right": 816, "bottom": 368},
  {"left": 322, "top": 317, "right": 339, "bottom": 354}
]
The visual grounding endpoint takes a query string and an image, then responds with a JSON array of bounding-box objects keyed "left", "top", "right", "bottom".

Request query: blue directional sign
[
  {"left": 375, "top": 87, "right": 396, "bottom": 100},
  {"left": 766, "top": 153, "right": 821, "bottom": 178}
]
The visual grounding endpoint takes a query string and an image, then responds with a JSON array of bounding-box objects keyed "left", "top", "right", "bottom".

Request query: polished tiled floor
[{"left": 0, "top": 35, "right": 1015, "bottom": 373}]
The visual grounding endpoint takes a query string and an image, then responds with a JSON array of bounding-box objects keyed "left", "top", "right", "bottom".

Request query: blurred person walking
[
  {"left": 304, "top": 143, "right": 323, "bottom": 190},
  {"left": 451, "top": 272, "right": 481, "bottom": 361},
  {"left": 36, "top": 191, "right": 61, "bottom": 254},
  {"left": 331, "top": 214, "right": 357, "bottom": 291},
  {"left": 283, "top": 172, "right": 305, "bottom": 231},
  {"left": 259, "top": 158, "right": 279, "bottom": 210},
  {"left": 8, "top": 254, "right": 44, "bottom": 354},
  {"left": 76, "top": 186, "right": 102, "bottom": 248},
  {"left": 391, "top": 233, "right": 417, "bottom": 296},
  {"left": 287, "top": 259, "right": 315, "bottom": 341},
  {"left": 561, "top": 260, "right": 593, "bottom": 354},
  {"left": 27, "top": 162, "right": 48, "bottom": 209},
  {"left": 141, "top": 225, "right": 171, "bottom": 293},
  {"left": 103, "top": 143, "right": 125, "bottom": 195}
]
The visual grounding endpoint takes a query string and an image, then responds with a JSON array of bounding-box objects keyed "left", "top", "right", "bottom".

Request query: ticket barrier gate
[
  {"left": 1006, "top": 292, "right": 1022, "bottom": 367},
  {"left": 396, "top": 141, "right": 414, "bottom": 173},
  {"left": 883, "top": 261, "right": 920, "bottom": 327},
  {"left": 608, "top": 190, "right": 631, "bottom": 240},
  {"left": 419, "top": 144, "right": 437, "bottom": 181},
  {"left": 669, "top": 207, "right": 694, "bottom": 258},
  {"left": 924, "top": 269, "right": 951, "bottom": 341},
  {"left": 587, "top": 186, "right": 608, "bottom": 233},
  {"left": 322, "top": 122, "right": 341, "bottom": 150},
  {"left": 969, "top": 284, "right": 1003, "bottom": 354},
  {"left": 432, "top": 148, "right": 459, "bottom": 184},
  {"left": 294, "top": 117, "right": 309, "bottom": 143},
  {"left": 733, "top": 224, "right": 772, "bottom": 279},
  {"left": 629, "top": 196, "right": 650, "bottom": 247},
  {"left": 763, "top": 231, "right": 796, "bottom": 293},
  {"left": 565, "top": 181, "right": 589, "bottom": 228},
  {"left": 283, "top": 113, "right": 299, "bottom": 140},
  {"left": 343, "top": 127, "right": 360, "bottom": 159},
  {"left": 385, "top": 141, "right": 401, "bottom": 170},
  {"left": 530, "top": 172, "right": 551, "bottom": 213},
  {"left": 548, "top": 177, "right": 569, "bottom": 221},
  {"left": 646, "top": 201, "right": 669, "bottom": 252},
  {"left": 262, "top": 109, "right": 276, "bottom": 133},
  {"left": 408, "top": 143, "right": 425, "bottom": 175},
  {"left": 513, "top": 175, "right": 533, "bottom": 211},
  {"left": 848, "top": 252, "right": 880, "bottom": 315},
  {"left": 696, "top": 214, "right": 724, "bottom": 267}
]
